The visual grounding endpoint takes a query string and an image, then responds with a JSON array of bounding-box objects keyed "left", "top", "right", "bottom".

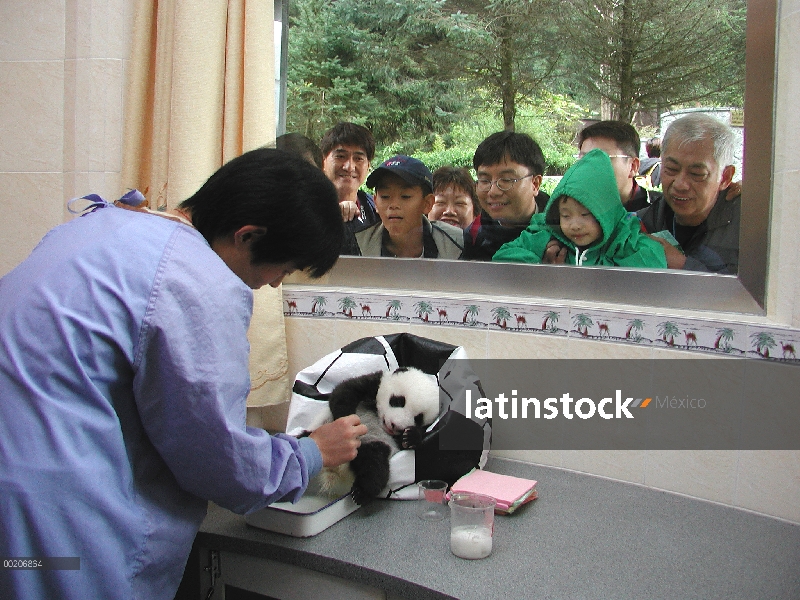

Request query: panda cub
[{"left": 315, "top": 367, "right": 440, "bottom": 504}]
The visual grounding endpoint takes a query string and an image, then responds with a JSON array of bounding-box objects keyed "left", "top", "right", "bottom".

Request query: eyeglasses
[
  {"left": 475, "top": 173, "right": 534, "bottom": 192},
  {"left": 573, "top": 153, "right": 633, "bottom": 160}
]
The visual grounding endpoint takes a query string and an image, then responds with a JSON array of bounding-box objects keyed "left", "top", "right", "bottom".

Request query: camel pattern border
[{"left": 283, "top": 287, "right": 800, "bottom": 363}]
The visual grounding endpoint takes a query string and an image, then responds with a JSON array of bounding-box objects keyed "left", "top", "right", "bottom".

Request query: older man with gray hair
[{"left": 637, "top": 113, "right": 739, "bottom": 273}]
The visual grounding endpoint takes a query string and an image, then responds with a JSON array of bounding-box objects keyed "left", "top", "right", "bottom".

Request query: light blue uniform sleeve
[
  {"left": 297, "top": 435, "right": 324, "bottom": 476},
  {"left": 0, "top": 209, "right": 321, "bottom": 600},
  {"left": 132, "top": 226, "right": 316, "bottom": 514}
]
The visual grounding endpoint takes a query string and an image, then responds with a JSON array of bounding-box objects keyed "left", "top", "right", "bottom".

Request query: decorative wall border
[{"left": 283, "top": 287, "right": 800, "bottom": 363}]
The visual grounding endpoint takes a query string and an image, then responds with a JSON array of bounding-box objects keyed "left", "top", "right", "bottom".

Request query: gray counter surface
[{"left": 196, "top": 458, "right": 800, "bottom": 600}]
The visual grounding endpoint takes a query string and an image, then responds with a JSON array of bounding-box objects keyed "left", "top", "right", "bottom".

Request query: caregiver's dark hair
[{"left": 180, "top": 147, "right": 344, "bottom": 278}]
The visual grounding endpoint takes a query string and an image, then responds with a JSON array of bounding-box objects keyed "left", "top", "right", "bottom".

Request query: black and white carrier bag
[{"left": 286, "top": 333, "right": 490, "bottom": 499}]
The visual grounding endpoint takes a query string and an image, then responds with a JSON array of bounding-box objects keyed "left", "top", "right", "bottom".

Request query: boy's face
[
  {"left": 374, "top": 174, "right": 434, "bottom": 239},
  {"left": 429, "top": 184, "right": 474, "bottom": 229},
  {"left": 558, "top": 197, "right": 602, "bottom": 248}
]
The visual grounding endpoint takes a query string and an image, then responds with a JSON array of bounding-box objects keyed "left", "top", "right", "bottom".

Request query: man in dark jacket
[
  {"left": 463, "top": 131, "right": 549, "bottom": 261},
  {"left": 637, "top": 113, "right": 739, "bottom": 274},
  {"left": 321, "top": 122, "right": 380, "bottom": 232}
]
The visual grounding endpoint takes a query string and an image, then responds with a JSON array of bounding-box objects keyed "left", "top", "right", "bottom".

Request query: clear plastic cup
[
  {"left": 448, "top": 493, "right": 496, "bottom": 559},
  {"left": 417, "top": 480, "right": 448, "bottom": 521}
]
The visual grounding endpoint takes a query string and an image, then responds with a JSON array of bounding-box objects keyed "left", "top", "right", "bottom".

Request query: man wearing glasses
[
  {"left": 576, "top": 120, "right": 656, "bottom": 212},
  {"left": 463, "top": 131, "right": 549, "bottom": 261}
]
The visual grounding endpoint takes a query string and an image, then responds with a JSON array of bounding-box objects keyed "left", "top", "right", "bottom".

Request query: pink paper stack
[{"left": 449, "top": 469, "right": 538, "bottom": 515}]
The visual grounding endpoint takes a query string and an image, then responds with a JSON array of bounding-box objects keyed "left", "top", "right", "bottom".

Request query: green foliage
[
  {"left": 408, "top": 148, "right": 477, "bottom": 172},
  {"left": 287, "top": 0, "right": 477, "bottom": 148},
  {"left": 434, "top": 90, "right": 583, "bottom": 174},
  {"left": 286, "top": 0, "right": 374, "bottom": 139},
  {"left": 287, "top": 0, "right": 745, "bottom": 167},
  {"left": 540, "top": 176, "right": 561, "bottom": 197},
  {"left": 554, "top": 0, "right": 746, "bottom": 120},
  {"left": 514, "top": 92, "right": 585, "bottom": 174},
  {"left": 368, "top": 90, "right": 583, "bottom": 176},
  {"left": 443, "top": 0, "right": 564, "bottom": 129}
]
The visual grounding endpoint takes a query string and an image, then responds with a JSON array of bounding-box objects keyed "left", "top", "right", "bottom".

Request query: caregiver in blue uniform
[{"left": 0, "top": 148, "right": 367, "bottom": 600}]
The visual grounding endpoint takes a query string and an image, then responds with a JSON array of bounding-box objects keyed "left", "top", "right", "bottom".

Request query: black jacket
[
  {"left": 462, "top": 191, "right": 550, "bottom": 261},
  {"left": 637, "top": 190, "right": 740, "bottom": 274}
]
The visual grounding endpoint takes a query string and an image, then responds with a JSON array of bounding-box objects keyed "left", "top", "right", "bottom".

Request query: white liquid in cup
[{"left": 450, "top": 525, "right": 493, "bottom": 559}]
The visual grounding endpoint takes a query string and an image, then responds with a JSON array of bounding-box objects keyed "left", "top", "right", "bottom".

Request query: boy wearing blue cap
[{"left": 347, "top": 155, "right": 464, "bottom": 258}]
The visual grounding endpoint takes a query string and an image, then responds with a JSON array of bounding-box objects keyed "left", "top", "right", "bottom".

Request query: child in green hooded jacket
[{"left": 492, "top": 148, "right": 667, "bottom": 268}]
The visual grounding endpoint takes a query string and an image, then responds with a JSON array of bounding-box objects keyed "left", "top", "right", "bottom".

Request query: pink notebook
[{"left": 450, "top": 469, "right": 537, "bottom": 514}]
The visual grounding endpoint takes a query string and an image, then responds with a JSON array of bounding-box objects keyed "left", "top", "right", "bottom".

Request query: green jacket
[{"left": 493, "top": 149, "right": 667, "bottom": 268}]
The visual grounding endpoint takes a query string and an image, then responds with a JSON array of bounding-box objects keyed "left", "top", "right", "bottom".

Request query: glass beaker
[{"left": 448, "top": 493, "right": 496, "bottom": 559}]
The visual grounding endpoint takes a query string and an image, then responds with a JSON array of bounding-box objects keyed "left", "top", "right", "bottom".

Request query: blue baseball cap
[{"left": 366, "top": 155, "right": 434, "bottom": 194}]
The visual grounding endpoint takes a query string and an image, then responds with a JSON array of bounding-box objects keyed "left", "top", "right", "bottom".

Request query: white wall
[
  {"left": 766, "top": 0, "right": 800, "bottom": 327},
  {"left": 0, "top": 0, "right": 131, "bottom": 275}
]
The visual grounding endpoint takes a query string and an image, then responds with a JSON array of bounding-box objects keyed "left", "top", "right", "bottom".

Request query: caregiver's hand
[{"left": 309, "top": 415, "right": 368, "bottom": 467}]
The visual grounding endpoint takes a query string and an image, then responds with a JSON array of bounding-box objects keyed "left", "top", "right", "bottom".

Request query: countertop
[{"left": 196, "top": 458, "right": 800, "bottom": 600}]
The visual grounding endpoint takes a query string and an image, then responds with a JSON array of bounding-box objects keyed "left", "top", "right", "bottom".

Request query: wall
[
  {"left": 281, "top": 306, "right": 800, "bottom": 525},
  {"left": 0, "top": 0, "right": 798, "bottom": 525},
  {"left": 766, "top": 0, "right": 800, "bottom": 327},
  {"left": 0, "top": 0, "right": 131, "bottom": 275}
]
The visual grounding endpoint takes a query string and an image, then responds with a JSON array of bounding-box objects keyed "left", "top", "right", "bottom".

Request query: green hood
[
  {"left": 545, "top": 147, "right": 626, "bottom": 244},
  {"left": 492, "top": 149, "right": 667, "bottom": 268}
]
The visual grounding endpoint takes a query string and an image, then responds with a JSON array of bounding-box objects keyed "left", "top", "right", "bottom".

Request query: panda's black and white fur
[{"left": 314, "top": 367, "right": 440, "bottom": 504}]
